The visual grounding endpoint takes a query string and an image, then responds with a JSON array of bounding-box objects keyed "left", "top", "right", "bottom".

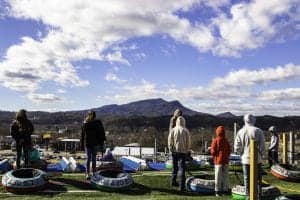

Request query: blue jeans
[
  {"left": 171, "top": 152, "right": 186, "bottom": 190},
  {"left": 85, "top": 146, "right": 98, "bottom": 174},
  {"left": 243, "top": 164, "right": 262, "bottom": 199},
  {"left": 16, "top": 141, "right": 31, "bottom": 169}
]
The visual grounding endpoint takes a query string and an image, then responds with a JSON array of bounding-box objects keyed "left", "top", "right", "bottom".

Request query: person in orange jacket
[{"left": 210, "top": 126, "right": 231, "bottom": 197}]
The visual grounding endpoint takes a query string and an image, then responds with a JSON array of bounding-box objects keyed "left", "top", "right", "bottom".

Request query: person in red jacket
[{"left": 210, "top": 126, "right": 231, "bottom": 197}]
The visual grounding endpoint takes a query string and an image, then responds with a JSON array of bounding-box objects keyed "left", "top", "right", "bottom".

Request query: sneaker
[
  {"left": 215, "top": 192, "right": 221, "bottom": 197},
  {"left": 86, "top": 174, "right": 91, "bottom": 180}
]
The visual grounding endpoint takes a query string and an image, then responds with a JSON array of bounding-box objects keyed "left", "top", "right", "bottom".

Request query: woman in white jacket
[{"left": 168, "top": 116, "right": 191, "bottom": 191}]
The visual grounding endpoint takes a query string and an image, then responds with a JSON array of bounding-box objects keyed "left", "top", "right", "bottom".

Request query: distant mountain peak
[
  {"left": 217, "top": 112, "right": 236, "bottom": 118},
  {"left": 93, "top": 98, "right": 205, "bottom": 116}
]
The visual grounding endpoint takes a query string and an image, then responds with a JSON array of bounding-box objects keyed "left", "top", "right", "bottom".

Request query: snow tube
[
  {"left": 97, "top": 161, "right": 123, "bottom": 172},
  {"left": 275, "top": 195, "right": 300, "bottom": 200},
  {"left": 185, "top": 175, "right": 215, "bottom": 194},
  {"left": 148, "top": 162, "right": 166, "bottom": 171},
  {"left": 232, "top": 184, "right": 281, "bottom": 200},
  {"left": 46, "top": 163, "right": 63, "bottom": 177},
  {"left": 29, "top": 148, "right": 40, "bottom": 162},
  {"left": 76, "top": 163, "right": 86, "bottom": 172},
  {"left": 68, "top": 157, "right": 77, "bottom": 172},
  {"left": 91, "top": 170, "right": 133, "bottom": 191},
  {"left": 60, "top": 157, "right": 70, "bottom": 171},
  {"left": 120, "top": 156, "right": 147, "bottom": 171},
  {"left": 2, "top": 168, "right": 48, "bottom": 193},
  {"left": 0, "top": 159, "right": 12, "bottom": 173},
  {"left": 271, "top": 164, "right": 300, "bottom": 182},
  {"left": 166, "top": 160, "right": 173, "bottom": 169}
]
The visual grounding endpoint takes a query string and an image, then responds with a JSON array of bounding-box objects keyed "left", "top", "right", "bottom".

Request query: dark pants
[
  {"left": 85, "top": 146, "right": 98, "bottom": 174},
  {"left": 171, "top": 152, "right": 186, "bottom": 190},
  {"left": 243, "top": 164, "right": 262, "bottom": 199},
  {"left": 268, "top": 150, "right": 278, "bottom": 167},
  {"left": 16, "top": 142, "right": 30, "bottom": 169}
]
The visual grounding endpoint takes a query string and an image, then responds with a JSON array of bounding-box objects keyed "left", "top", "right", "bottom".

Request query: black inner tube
[
  {"left": 99, "top": 170, "right": 125, "bottom": 178},
  {"left": 279, "top": 164, "right": 299, "bottom": 171},
  {"left": 12, "top": 169, "right": 41, "bottom": 178}
]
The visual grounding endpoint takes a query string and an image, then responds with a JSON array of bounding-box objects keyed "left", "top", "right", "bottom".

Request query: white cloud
[
  {"left": 212, "top": 0, "right": 299, "bottom": 56},
  {"left": 105, "top": 72, "right": 127, "bottom": 84},
  {"left": 212, "top": 63, "right": 300, "bottom": 89},
  {"left": 0, "top": 0, "right": 299, "bottom": 106},
  {"left": 56, "top": 89, "right": 66, "bottom": 94},
  {"left": 27, "top": 93, "right": 62, "bottom": 103},
  {"left": 259, "top": 88, "right": 300, "bottom": 101},
  {"left": 98, "top": 63, "right": 300, "bottom": 116},
  {"left": 105, "top": 51, "right": 131, "bottom": 66}
]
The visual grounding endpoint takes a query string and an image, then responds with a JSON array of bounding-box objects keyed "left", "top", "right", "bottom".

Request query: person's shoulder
[
  {"left": 95, "top": 119, "right": 103, "bottom": 124},
  {"left": 237, "top": 126, "right": 246, "bottom": 134}
]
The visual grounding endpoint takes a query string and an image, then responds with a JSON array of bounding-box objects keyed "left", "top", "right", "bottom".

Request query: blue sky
[{"left": 0, "top": 0, "right": 300, "bottom": 116}]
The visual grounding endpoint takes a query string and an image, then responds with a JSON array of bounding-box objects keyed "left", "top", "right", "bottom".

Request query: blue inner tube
[
  {"left": 1, "top": 168, "right": 48, "bottom": 193},
  {"left": 185, "top": 175, "right": 215, "bottom": 194},
  {"left": 91, "top": 170, "right": 133, "bottom": 191}
]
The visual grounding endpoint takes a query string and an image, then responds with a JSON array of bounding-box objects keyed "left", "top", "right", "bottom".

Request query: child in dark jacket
[{"left": 210, "top": 126, "right": 231, "bottom": 197}]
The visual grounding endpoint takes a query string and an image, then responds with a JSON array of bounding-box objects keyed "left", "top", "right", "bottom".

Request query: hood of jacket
[
  {"left": 216, "top": 126, "right": 225, "bottom": 138},
  {"left": 176, "top": 116, "right": 186, "bottom": 127},
  {"left": 173, "top": 108, "right": 182, "bottom": 118},
  {"left": 244, "top": 114, "right": 256, "bottom": 126}
]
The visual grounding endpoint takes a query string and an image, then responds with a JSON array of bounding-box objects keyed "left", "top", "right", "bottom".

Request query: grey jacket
[{"left": 234, "top": 114, "right": 265, "bottom": 164}]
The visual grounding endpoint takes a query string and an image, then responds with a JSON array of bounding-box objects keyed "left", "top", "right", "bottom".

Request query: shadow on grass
[
  {"left": 4, "top": 182, "right": 67, "bottom": 197},
  {"left": 109, "top": 182, "right": 150, "bottom": 195},
  {"left": 52, "top": 178, "right": 92, "bottom": 190}
]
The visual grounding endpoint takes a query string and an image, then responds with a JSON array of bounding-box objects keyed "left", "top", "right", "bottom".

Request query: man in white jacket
[
  {"left": 168, "top": 116, "right": 191, "bottom": 191},
  {"left": 268, "top": 126, "right": 279, "bottom": 168},
  {"left": 234, "top": 114, "right": 265, "bottom": 199}
]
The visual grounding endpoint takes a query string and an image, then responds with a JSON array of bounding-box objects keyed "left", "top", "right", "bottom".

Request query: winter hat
[{"left": 244, "top": 114, "right": 256, "bottom": 125}]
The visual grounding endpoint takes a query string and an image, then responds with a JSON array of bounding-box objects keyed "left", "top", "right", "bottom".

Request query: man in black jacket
[
  {"left": 10, "top": 109, "right": 34, "bottom": 168},
  {"left": 81, "top": 111, "right": 106, "bottom": 179}
]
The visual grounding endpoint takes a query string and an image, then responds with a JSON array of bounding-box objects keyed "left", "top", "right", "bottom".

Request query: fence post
[
  {"left": 289, "top": 132, "right": 295, "bottom": 165},
  {"left": 250, "top": 139, "right": 258, "bottom": 200},
  {"left": 282, "top": 133, "right": 287, "bottom": 164}
]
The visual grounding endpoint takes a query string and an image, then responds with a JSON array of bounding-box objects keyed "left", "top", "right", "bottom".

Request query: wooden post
[
  {"left": 282, "top": 133, "right": 287, "bottom": 164},
  {"left": 250, "top": 139, "right": 258, "bottom": 200},
  {"left": 154, "top": 138, "right": 157, "bottom": 162},
  {"left": 139, "top": 145, "right": 142, "bottom": 159},
  {"left": 234, "top": 122, "right": 237, "bottom": 139},
  {"left": 289, "top": 132, "right": 295, "bottom": 164}
]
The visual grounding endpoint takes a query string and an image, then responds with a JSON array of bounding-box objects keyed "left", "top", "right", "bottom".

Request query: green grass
[{"left": 0, "top": 170, "right": 299, "bottom": 200}]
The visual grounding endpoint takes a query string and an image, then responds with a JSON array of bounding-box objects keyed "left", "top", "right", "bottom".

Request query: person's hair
[
  {"left": 16, "top": 109, "right": 27, "bottom": 121},
  {"left": 86, "top": 110, "right": 96, "bottom": 122}
]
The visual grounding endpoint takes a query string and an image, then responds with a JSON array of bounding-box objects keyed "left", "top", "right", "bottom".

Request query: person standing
[
  {"left": 234, "top": 114, "right": 265, "bottom": 200},
  {"left": 210, "top": 126, "right": 231, "bottom": 197},
  {"left": 81, "top": 111, "right": 106, "bottom": 180},
  {"left": 169, "top": 108, "right": 183, "bottom": 132},
  {"left": 268, "top": 126, "right": 279, "bottom": 168},
  {"left": 168, "top": 116, "right": 191, "bottom": 191},
  {"left": 10, "top": 109, "right": 34, "bottom": 169}
]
